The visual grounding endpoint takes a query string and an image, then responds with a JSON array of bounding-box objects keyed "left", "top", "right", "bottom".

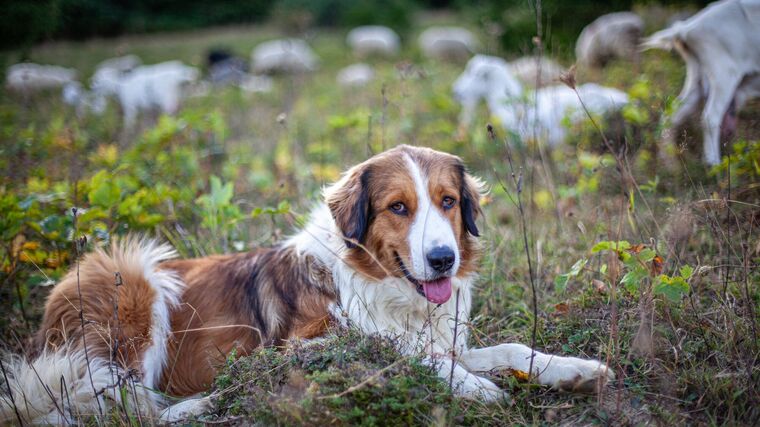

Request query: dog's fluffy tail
[
  {"left": 0, "top": 349, "right": 155, "bottom": 424},
  {"left": 1, "top": 236, "right": 183, "bottom": 424}
]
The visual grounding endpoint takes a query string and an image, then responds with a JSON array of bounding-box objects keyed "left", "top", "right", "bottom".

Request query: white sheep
[
  {"left": 5, "top": 63, "right": 78, "bottom": 93},
  {"left": 251, "top": 39, "right": 319, "bottom": 74},
  {"left": 347, "top": 26, "right": 400, "bottom": 58},
  {"left": 452, "top": 55, "right": 628, "bottom": 146},
  {"left": 62, "top": 81, "right": 107, "bottom": 116},
  {"left": 92, "top": 61, "right": 199, "bottom": 128},
  {"left": 642, "top": 0, "right": 760, "bottom": 166},
  {"left": 508, "top": 56, "right": 565, "bottom": 87},
  {"left": 94, "top": 55, "right": 142, "bottom": 75},
  {"left": 239, "top": 74, "right": 273, "bottom": 93},
  {"left": 576, "top": 12, "right": 644, "bottom": 68},
  {"left": 336, "top": 63, "right": 375, "bottom": 88},
  {"left": 418, "top": 27, "right": 478, "bottom": 61}
]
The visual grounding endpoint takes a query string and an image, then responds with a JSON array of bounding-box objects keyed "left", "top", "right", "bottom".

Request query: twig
[
  {"left": 487, "top": 124, "right": 539, "bottom": 379},
  {"left": 316, "top": 358, "right": 405, "bottom": 400},
  {"left": 71, "top": 207, "right": 103, "bottom": 419},
  {"left": 0, "top": 358, "right": 24, "bottom": 426},
  {"left": 448, "top": 289, "right": 461, "bottom": 391}
]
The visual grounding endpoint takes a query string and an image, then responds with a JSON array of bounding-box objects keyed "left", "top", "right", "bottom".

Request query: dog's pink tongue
[{"left": 421, "top": 277, "right": 452, "bottom": 304}]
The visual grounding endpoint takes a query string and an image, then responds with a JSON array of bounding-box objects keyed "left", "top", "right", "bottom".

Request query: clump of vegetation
[{"left": 212, "top": 328, "right": 456, "bottom": 425}]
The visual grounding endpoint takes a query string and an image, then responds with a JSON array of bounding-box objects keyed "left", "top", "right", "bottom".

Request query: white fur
[
  {"left": 336, "top": 63, "right": 375, "bottom": 88},
  {"left": 131, "top": 239, "right": 184, "bottom": 391},
  {"left": 403, "top": 154, "right": 460, "bottom": 280},
  {"left": 642, "top": 0, "right": 760, "bottom": 165},
  {"left": 251, "top": 39, "right": 319, "bottom": 74},
  {"left": 453, "top": 54, "right": 628, "bottom": 146},
  {"left": 92, "top": 61, "right": 199, "bottom": 129},
  {"left": 418, "top": 27, "right": 479, "bottom": 61},
  {"left": 576, "top": 12, "right": 644, "bottom": 68},
  {"left": 5, "top": 63, "right": 78, "bottom": 93},
  {"left": 0, "top": 349, "right": 155, "bottom": 424},
  {"left": 347, "top": 26, "right": 400, "bottom": 58}
]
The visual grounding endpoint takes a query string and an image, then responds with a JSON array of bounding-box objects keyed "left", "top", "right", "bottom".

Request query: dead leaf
[
  {"left": 628, "top": 244, "right": 646, "bottom": 254},
  {"left": 651, "top": 255, "right": 664, "bottom": 275},
  {"left": 509, "top": 368, "right": 531, "bottom": 382},
  {"left": 554, "top": 302, "right": 569, "bottom": 315}
]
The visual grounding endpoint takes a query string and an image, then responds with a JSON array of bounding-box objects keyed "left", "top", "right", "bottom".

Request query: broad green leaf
[
  {"left": 620, "top": 268, "right": 647, "bottom": 293},
  {"left": 679, "top": 265, "right": 694, "bottom": 280},
  {"left": 88, "top": 170, "right": 120, "bottom": 207},
  {"left": 654, "top": 275, "right": 689, "bottom": 302},
  {"left": 554, "top": 274, "right": 570, "bottom": 293},
  {"left": 638, "top": 248, "right": 656, "bottom": 262},
  {"left": 591, "top": 240, "right": 631, "bottom": 253}
]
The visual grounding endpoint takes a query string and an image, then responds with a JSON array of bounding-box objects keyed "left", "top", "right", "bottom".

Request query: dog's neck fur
[{"left": 286, "top": 203, "right": 474, "bottom": 356}]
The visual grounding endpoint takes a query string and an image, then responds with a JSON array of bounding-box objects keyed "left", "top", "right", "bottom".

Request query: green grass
[{"left": 1, "top": 14, "right": 759, "bottom": 426}]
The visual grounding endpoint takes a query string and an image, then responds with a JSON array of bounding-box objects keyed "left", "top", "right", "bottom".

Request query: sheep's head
[{"left": 452, "top": 55, "right": 523, "bottom": 126}]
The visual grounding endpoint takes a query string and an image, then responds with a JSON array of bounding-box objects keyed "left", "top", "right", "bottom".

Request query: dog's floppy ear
[
  {"left": 458, "top": 164, "right": 484, "bottom": 237},
  {"left": 325, "top": 165, "right": 372, "bottom": 248}
]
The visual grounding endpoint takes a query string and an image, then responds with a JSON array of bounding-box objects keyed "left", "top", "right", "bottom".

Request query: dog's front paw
[
  {"left": 552, "top": 358, "right": 614, "bottom": 393},
  {"left": 159, "top": 396, "right": 213, "bottom": 423},
  {"left": 453, "top": 371, "right": 506, "bottom": 402}
]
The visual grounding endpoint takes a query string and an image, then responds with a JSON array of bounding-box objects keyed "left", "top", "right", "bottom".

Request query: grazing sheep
[
  {"left": 347, "top": 26, "right": 401, "bottom": 58},
  {"left": 95, "top": 55, "right": 142, "bottom": 75},
  {"left": 239, "top": 75, "right": 273, "bottom": 93},
  {"left": 207, "top": 49, "right": 249, "bottom": 84},
  {"left": 5, "top": 63, "right": 78, "bottom": 93},
  {"left": 62, "top": 82, "right": 107, "bottom": 116},
  {"left": 508, "top": 56, "right": 565, "bottom": 87},
  {"left": 452, "top": 55, "right": 628, "bottom": 146},
  {"left": 642, "top": 0, "right": 760, "bottom": 165},
  {"left": 418, "top": 27, "right": 478, "bottom": 61},
  {"left": 92, "top": 61, "right": 199, "bottom": 128},
  {"left": 576, "top": 12, "right": 644, "bottom": 68},
  {"left": 336, "top": 63, "right": 375, "bottom": 88},
  {"left": 251, "top": 39, "right": 319, "bottom": 74}
]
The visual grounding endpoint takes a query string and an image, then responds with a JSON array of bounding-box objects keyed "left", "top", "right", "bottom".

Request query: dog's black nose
[{"left": 427, "top": 246, "right": 455, "bottom": 273}]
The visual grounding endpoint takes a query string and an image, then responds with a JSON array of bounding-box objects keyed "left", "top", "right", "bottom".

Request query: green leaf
[
  {"left": 554, "top": 274, "right": 570, "bottom": 293},
  {"left": 654, "top": 275, "right": 689, "bottom": 302},
  {"left": 554, "top": 258, "right": 587, "bottom": 293},
  {"left": 638, "top": 248, "right": 656, "bottom": 263},
  {"left": 591, "top": 240, "right": 631, "bottom": 253},
  {"left": 620, "top": 268, "right": 647, "bottom": 294},
  {"left": 679, "top": 265, "right": 694, "bottom": 280},
  {"left": 88, "top": 170, "right": 120, "bottom": 207}
]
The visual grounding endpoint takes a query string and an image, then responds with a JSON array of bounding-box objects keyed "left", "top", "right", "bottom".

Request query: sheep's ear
[
  {"left": 325, "top": 166, "right": 372, "bottom": 248},
  {"left": 458, "top": 165, "right": 483, "bottom": 237}
]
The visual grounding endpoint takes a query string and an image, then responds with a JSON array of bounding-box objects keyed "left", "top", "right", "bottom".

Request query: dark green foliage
[
  {"left": 272, "top": 0, "right": 415, "bottom": 35},
  {"left": 0, "top": 0, "right": 60, "bottom": 51},
  {"left": 457, "top": 0, "right": 712, "bottom": 56},
  {"left": 1, "top": 0, "right": 272, "bottom": 49}
]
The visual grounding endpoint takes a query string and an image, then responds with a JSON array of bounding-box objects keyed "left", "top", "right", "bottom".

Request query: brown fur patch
[
  {"left": 159, "top": 247, "right": 336, "bottom": 396},
  {"left": 36, "top": 244, "right": 158, "bottom": 372}
]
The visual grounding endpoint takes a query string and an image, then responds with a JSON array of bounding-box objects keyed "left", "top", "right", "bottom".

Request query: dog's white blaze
[{"left": 403, "top": 154, "right": 460, "bottom": 280}]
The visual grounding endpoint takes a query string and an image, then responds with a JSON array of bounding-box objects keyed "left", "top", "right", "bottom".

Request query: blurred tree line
[{"left": 2, "top": 0, "right": 709, "bottom": 52}]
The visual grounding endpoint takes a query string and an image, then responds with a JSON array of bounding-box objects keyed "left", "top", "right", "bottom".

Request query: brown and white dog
[{"left": 1, "top": 145, "right": 612, "bottom": 423}]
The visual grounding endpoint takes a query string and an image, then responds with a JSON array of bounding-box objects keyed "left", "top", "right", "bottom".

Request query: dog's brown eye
[
  {"left": 442, "top": 196, "right": 456, "bottom": 210},
  {"left": 389, "top": 202, "right": 407, "bottom": 215}
]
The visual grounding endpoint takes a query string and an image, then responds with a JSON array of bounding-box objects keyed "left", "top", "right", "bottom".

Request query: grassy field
[{"left": 1, "top": 11, "right": 759, "bottom": 426}]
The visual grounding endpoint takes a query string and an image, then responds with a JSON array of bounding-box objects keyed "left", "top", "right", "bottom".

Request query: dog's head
[{"left": 325, "top": 145, "right": 483, "bottom": 304}]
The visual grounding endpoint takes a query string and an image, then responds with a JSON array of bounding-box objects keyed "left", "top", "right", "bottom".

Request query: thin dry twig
[
  {"left": 71, "top": 207, "right": 103, "bottom": 418},
  {"left": 487, "top": 124, "right": 539, "bottom": 378}
]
